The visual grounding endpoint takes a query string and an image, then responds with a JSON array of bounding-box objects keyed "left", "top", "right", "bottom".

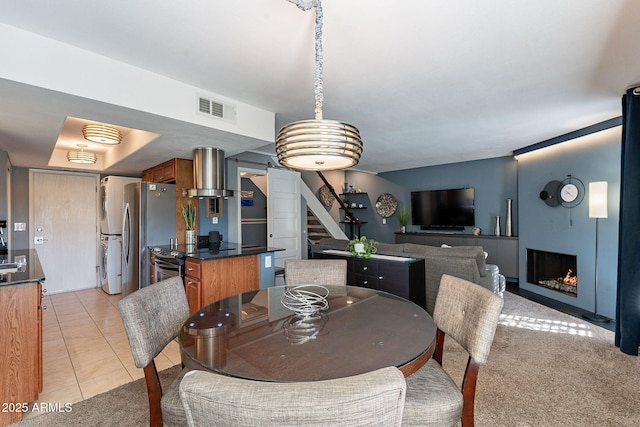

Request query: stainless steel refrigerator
[{"left": 122, "top": 182, "right": 176, "bottom": 296}]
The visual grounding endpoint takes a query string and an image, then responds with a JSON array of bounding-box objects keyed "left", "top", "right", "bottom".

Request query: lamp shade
[
  {"left": 67, "top": 144, "right": 96, "bottom": 164},
  {"left": 82, "top": 124, "right": 122, "bottom": 145},
  {"left": 588, "top": 181, "right": 608, "bottom": 218},
  {"left": 276, "top": 119, "right": 363, "bottom": 170}
]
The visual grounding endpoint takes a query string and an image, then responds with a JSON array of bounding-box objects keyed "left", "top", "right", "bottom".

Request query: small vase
[
  {"left": 505, "top": 199, "right": 513, "bottom": 237},
  {"left": 354, "top": 243, "right": 365, "bottom": 254},
  {"left": 186, "top": 230, "right": 197, "bottom": 246},
  {"left": 401, "top": 225, "right": 406, "bottom": 233},
  {"left": 494, "top": 216, "right": 501, "bottom": 236}
]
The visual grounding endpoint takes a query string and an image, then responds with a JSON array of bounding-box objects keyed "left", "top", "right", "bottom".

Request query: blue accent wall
[
  {"left": 376, "top": 156, "right": 518, "bottom": 240},
  {"left": 517, "top": 127, "right": 620, "bottom": 318},
  {"left": 351, "top": 132, "right": 620, "bottom": 317}
]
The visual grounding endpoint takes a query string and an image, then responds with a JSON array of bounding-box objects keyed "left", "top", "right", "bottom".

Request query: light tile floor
[{"left": 33, "top": 287, "right": 180, "bottom": 409}]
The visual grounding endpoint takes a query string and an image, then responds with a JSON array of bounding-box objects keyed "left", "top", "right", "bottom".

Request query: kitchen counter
[
  {"left": 169, "top": 243, "right": 283, "bottom": 313},
  {"left": 0, "top": 249, "right": 45, "bottom": 286},
  {"left": 151, "top": 242, "right": 284, "bottom": 262}
]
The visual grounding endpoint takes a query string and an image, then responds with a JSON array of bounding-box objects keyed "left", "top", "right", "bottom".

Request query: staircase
[
  {"left": 300, "top": 178, "right": 347, "bottom": 242},
  {"left": 307, "top": 209, "right": 332, "bottom": 242}
]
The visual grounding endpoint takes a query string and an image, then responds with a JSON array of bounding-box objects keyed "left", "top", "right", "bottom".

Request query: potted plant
[
  {"left": 348, "top": 235, "right": 378, "bottom": 258},
  {"left": 398, "top": 205, "right": 410, "bottom": 233},
  {"left": 182, "top": 200, "right": 196, "bottom": 245}
]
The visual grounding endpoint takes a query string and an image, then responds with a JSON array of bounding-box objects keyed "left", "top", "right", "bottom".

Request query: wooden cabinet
[
  {"left": 316, "top": 252, "right": 426, "bottom": 309},
  {"left": 143, "top": 159, "right": 180, "bottom": 183},
  {"left": 395, "top": 233, "right": 519, "bottom": 279},
  {"left": 141, "top": 168, "right": 153, "bottom": 182},
  {"left": 142, "top": 158, "right": 197, "bottom": 237},
  {"left": 0, "top": 282, "right": 43, "bottom": 426},
  {"left": 184, "top": 259, "right": 202, "bottom": 314},
  {"left": 183, "top": 255, "right": 260, "bottom": 313}
]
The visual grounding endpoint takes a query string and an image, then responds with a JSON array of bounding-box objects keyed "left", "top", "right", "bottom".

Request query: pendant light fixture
[
  {"left": 82, "top": 123, "right": 122, "bottom": 145},
  {"left": 276, "top": 0, "right": 363, "bottom": 171},
  {"left": 67, "top": 144, "right": 97, "bottom": 164}
]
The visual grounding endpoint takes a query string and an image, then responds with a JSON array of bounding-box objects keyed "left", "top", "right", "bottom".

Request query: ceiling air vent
[{"left": 197, "top": 95, "right": 237, "bottom": 122}]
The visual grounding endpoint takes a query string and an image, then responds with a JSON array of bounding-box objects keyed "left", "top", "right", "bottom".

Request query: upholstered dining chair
[
  {"left": 284, "top": 259, "right": 347, "bottom": 295},
  {"left": 179, "top": 366, "right": 407, "bottom": 427},
  {"left": 403, "top": 274, "right": 504, "bottom": 427},
  {"left": 118, "top": 276, "right": 191, "bottom": 427}
]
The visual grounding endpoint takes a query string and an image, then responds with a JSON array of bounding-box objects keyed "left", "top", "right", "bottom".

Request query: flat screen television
[{"left": 410, "top": 188, "right": 475, "bottom": 230}]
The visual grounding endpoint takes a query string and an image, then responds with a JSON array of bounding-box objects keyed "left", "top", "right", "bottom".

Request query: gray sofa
[{"left": 311, "top": 238, "right": 505, "bottom": 314}]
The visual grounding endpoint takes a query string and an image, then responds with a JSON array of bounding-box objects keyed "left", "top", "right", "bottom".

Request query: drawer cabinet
[
  {"left": 351, "top": 258, "right": 379, "bottom": 289},
  {"left": 183, "top": 255, "right": 260, "bottom": 313},
  {"left": 318, "top": 252, "right": 426, "bottom": 309},
  {"left": 184, "top": 259, "right": 203, "bottom": 314}
]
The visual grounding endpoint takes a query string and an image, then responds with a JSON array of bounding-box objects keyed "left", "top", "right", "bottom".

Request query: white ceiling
[{"left": 1, "top": 0, "right": 639, "bottom": 176}]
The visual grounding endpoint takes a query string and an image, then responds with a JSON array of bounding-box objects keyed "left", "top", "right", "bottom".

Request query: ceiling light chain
[
  {"left": 287, "top": 0, "right": 324, "bottom": 119},
  {"left": 277, "top": 0, "right": 363, "bottom": 171}
]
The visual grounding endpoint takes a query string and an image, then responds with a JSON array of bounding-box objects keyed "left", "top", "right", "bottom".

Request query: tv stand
[{"left": 419, "top": 225, "right": 464, "bottom": 231}]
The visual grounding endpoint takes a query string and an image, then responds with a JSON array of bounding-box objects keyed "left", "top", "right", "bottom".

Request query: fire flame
[{"left": 563, "top": 269, "right": 577, "bottom": 287}]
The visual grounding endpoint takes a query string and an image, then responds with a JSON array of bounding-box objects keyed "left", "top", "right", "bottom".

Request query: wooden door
[{"left": 30, "top": 170, "right": 99, "bottom": 293}]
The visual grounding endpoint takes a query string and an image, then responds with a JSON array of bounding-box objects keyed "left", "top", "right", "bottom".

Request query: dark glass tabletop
[{"left": 179, "top": 285, "right": 436, "bottom": 382}]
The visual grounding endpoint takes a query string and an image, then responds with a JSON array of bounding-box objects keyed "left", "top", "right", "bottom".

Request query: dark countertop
[
  {"left": 153, "top": 242, "right": 284, "bottom": 262},
  {"left": 0, "top": 249, "right": 46, "bottom": 286}
]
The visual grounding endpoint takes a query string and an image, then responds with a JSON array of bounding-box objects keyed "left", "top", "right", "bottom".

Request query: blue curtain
[{"left": 616, "top": 86, "right": 640, "bottom": 355}]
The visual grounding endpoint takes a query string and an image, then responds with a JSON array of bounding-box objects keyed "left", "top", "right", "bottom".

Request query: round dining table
[{"left": 179, "top": 285, "right": 436, "bottom": 382}]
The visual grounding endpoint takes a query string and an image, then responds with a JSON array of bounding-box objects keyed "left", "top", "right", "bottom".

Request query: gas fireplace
[{"left": 526, "top": 249, "right": 578, "bottom": 297}]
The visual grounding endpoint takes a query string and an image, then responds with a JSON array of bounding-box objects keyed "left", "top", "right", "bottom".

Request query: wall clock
[{"left": 558, "top": 175, "right": 584, "bottom": 208}]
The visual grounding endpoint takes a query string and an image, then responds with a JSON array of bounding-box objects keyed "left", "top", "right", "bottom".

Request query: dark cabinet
[{"left": 316, "top": 251, "right": 426, "bottom": 309}]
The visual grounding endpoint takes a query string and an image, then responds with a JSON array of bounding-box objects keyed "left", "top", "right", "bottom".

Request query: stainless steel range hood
[{"left": 187, "top": 147, "right": 234, "bottom": 198}]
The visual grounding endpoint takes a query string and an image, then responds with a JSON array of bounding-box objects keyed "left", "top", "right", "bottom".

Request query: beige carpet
[
  {"left": 455, "top": 292, "right": 640, "bottom": 426},
  {"left": 12, "top": 292, "right": 640, "bottom": 426}
]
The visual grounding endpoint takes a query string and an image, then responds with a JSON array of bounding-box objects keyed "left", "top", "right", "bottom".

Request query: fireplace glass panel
[{"left": 526, "top": 248, "right": 577, "bottom": 297}]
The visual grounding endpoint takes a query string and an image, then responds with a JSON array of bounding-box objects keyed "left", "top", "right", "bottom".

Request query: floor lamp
[{"left": 583, "top": 181, "right": 610, "bottom": 323}]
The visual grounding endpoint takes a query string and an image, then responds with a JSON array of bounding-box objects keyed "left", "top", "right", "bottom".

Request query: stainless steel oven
[{"left": 150, "top": 251, "right": 182, "bottom": 284}]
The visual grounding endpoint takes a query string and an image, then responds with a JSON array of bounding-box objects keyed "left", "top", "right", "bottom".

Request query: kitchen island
[
  {"left": 153, "top": 243, "right": 283, "bottom": 313},
  {"left": 0, "top": 250, "right": 45, "bottom": 426}
]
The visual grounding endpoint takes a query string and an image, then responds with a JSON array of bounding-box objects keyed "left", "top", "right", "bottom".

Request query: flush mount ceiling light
[
  {"left": 276, "top": 0, "right": 363, "bottom": 171},
  {"left": 82, "top": 123, "right": 122, "bottom": 145},
  {"left": 67, "top": 144, "right": 97, "bottom": 164}
]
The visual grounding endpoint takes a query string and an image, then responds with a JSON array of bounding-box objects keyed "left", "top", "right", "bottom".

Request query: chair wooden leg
[
  {"left": 461, "top": 357, "right": 480, "bottom": 427},
  {"left": 433, "top": 328, "right": 445, "bottom": 365},
  {"left": 143, "top": 362, "right": 164, "bottom": 427}
]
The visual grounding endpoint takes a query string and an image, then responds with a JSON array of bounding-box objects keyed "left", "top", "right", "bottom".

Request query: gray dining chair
[
  {"left": 118, "top": 276, "right": 191, "bottom": 427},
  {"left": 284, "top": 259, "right": 347, "bottom": 295},
  {"left": 403, "top": 274, "right": 504, "bottom": 427},
  {"left": 179, "top": 366, "right": 407, "bottom": 427}
]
